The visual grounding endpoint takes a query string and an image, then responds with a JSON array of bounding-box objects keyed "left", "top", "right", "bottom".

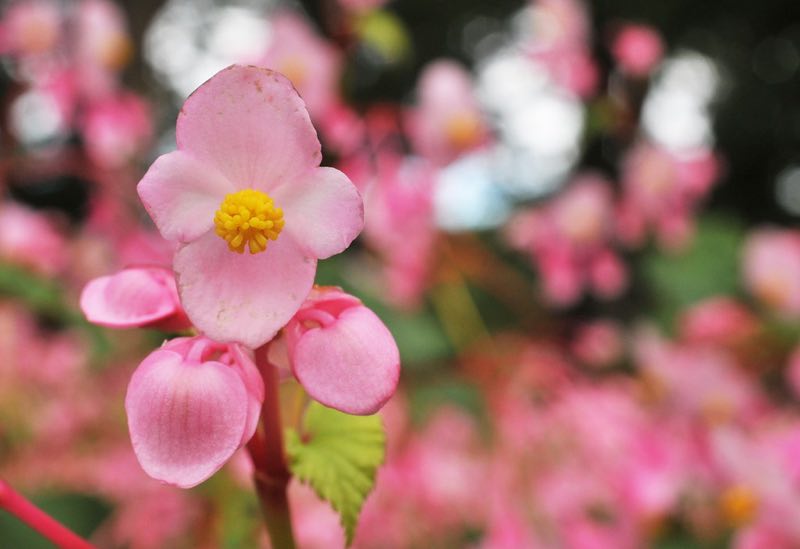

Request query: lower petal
[
  {"left": 125, "top": 350, "right": 249, "bottom": 488},
  {"left": 174, "top": 231, "right": 317, "bottom": 348}
]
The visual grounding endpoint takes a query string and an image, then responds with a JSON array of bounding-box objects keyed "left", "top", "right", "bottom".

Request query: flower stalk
[
  {"left": 247, "top": 343, "right": 297, "bottom": 549},
  {"left": 0, "top": 479, "right": 95, "bottom": 549}
]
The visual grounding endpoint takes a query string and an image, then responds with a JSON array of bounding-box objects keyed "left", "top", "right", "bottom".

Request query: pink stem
[{"left": 0, "top": 479, "right": 95, "bottom": 549}]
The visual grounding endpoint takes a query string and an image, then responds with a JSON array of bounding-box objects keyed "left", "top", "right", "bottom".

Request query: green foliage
[
  {"left": 0, "top": 492, "right": 111, "bottom": 548},
  {"left": 641, "top": 215, "right": 746, "bottom": 329},
  {"left": 285, "top": 402, "right": 386, "bottom": 545}
]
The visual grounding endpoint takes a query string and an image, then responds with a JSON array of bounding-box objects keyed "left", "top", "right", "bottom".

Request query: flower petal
[
  {"left": 137, "top": 151, "right": 234, "bottom": 243},
  {"left": 125, "top": 350, "right": 249, "bottom": 488},
  {"left": 80, "top": 267, "right": 179, "bottom": 328},
  {"left": 273, "top": 167, "right": 364, "bottom": 259},
  {"left": 174, "top": 230, "right": 316, "bottom": 348},
  {"left": 176, "top": 65, "right": 322, "bottom": 190},
  {"left": 291, "top": 306, "right": 400, "bottom": 415},
  {"left": 229, "top": 344, "right": 265, "bottom": 444}
]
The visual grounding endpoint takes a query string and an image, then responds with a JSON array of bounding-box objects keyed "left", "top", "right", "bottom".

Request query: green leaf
[{"left": 285, "top": 402, "right": 386, "bottom": 545}]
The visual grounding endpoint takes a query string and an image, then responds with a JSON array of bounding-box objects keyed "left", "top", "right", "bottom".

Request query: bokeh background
[{"left": 3, "top": 0, "right": 800, "bottom": 547}]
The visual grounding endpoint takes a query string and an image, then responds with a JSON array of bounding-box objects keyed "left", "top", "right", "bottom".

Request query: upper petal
[
  {"left": 290, "top": 306, "right": 400, "bottom": 415},
  {"left": 174, "top": 230, "right": 317, "bottom": 348},
  {"left": 176, "top": 65, "right": 322, "bottom": 190},
  {"left": 137, "top": 150, "right": 234, "bottom": 243},
  {"left": 80, "top": 267, "right": 180, "bottom": 328},
  {"left": 125, "top": 349, "right": 249, "bottom": 488},
  {"left": 272, "top": 166, "right": 364, "bottom": 259}
]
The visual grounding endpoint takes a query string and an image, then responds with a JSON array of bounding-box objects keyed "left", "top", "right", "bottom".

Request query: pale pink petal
[
  {"left": 229, "top": 344, "right": 265, "bottom": 444},
  {"left": 174, "top": 231, "right": 316, "bottom": 348},
  {"left": 137, "top": 150, "right": 234, "bottom": 243},
  {"left": 80, "top": 268, "right": 179, "bottom": 328},
  {"left": 272, "top": 166, "right": 363, "bottom": 259},
  {"left": 291, "top": 306, "right": 400, "bottom": 415},
  {"left": 176, "top": 65, "right": 321, "bottom": 190},
  {"left": 125, "top": 350, "right": 249, "bottom": 488}
]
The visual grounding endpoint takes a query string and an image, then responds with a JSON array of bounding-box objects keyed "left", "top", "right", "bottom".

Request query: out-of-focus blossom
[
  {"left": 258, "top": 12, "right": 342, "bottom": 123},
  {"left": 742, "top": 229, "right": 800, "bottom": 317},
  {"left": 406, "top": 60, "right": 490, "bottom": 166},
  {"left": 284, "top": 287, "right": 400, "bottom": 415},
  {"left": 74, "top": 0, "right": 133, "bottom": 74},
  {"left": 611, "top": 24, "right": 664, "bottom": 78},
  {"left": 571, "top": 320, "right": 624, "bottom": 368},
  {"left": 617, "top": 142, "right": 719, "bottom": 250},
  {"left": 507, "top": 174, "right": 627, "bottom": 306},
  {"left": 363, "top": 154, "right": 438, "bottom": 307},
  {"left": 525, "top": 0, "right": 599, "bottom": 97},
  {"left": 80, "top": 91, "right": 153, "bottom": 168},
  {"left": 125, "top": 336, "right": 264, "bottom": 488},
  {"left": 0, "top": 0, "right": 61, "bottom": 58},
  {"left": 679, "top": 296, "right": 759, "bottom": 348},
  {"left": 137, "top": 65, "right": 363, "bottom": 347},
  {"left": 80, "top": 267, "right": 190, "bottom": 331},
  {"left": 0, "top": 202, "right": 66, "bottom": 276}
]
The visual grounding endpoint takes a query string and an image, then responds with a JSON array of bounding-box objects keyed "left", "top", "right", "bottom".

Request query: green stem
[{"left": 247, "top": 343, "right": 296, "bottom": 549}]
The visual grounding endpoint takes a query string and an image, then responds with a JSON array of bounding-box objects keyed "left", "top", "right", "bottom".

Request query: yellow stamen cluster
[
  {"left": 214, "top": 189, "right": 284, "bottom": 254},
  {"left": 445, "top": 112, "right": 481, "bottom": 149},
  {"left": 720, "top": 485, "right": 759, "bottom": 527}
]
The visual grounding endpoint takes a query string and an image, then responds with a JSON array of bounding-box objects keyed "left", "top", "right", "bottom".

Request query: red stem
[
  {"left": 0, "top": 479, "right": 95, "bottom": 549},
  {"left": 246, "top": 343, "right": 296, "bottom": 549}
]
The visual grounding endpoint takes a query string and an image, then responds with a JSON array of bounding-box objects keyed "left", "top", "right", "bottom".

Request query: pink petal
[
  {"left": 273, "top": 166, "right": 363, "bottom": 259},
  {"left": 176, "top": 65, "right": 321, "bottom": 190},
  {"left": 80, "top": 268, "right": 179, "bottom": 328},
  {"left": 125, "top": 349, "right": 249, "bottom": 488},
  {"left": 291, "top": 306, "right": 400, "bottom": 415},
  {"left": 174, "top": 231, "right": 316, "bottom": 348},
  {"left": 229, "top": 344, "right": 265, "bottom": 444},
  {"left": 137, "top": 151, "right": 234, "bottom": 243}
]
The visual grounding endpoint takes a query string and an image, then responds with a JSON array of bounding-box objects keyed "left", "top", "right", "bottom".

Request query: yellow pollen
[
  {"left": 720, "top": 485, "right": 758, "bottom": 527},
  {"left": 445, "top": 111, "right": 481, "bottom": 150},
  {"left": 214, "top": 189, "right": 284, "bottom": 254}
]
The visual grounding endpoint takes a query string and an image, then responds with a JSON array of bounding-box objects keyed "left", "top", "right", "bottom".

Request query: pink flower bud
[
  {"left": 611, "top": 24, "right": 664, "bottom": 78},
  {"left": 125, "top": 336, "right": 264, "bottom": 488},
  {"left": 285, "top": 287, "right": 400, "bottom": 415},
  {"left": 80, "top": 267, "right": 190, "bottom": 331}
]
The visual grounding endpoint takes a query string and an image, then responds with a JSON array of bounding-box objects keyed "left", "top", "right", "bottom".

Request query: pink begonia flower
[
  {"left": 80, "top": 267, "right": 190, "bottom": 331},
  {"left": 506, "top": 175, "right": 627, "bottom": 306},
  {"left": 75, "top": 0, "right": 132, "bottom": 73},
  {"left": 363, "top": 154, "right": 437, "bottom": 307},
  {"left": 137, "top": 65, "right": 363, "bottom": 348},
  {"left": 258, "top": 12, "right": 341, "bottom": 123},
  {"left": 571, "top": 320, "right": 624, "bottom": 368},
  {"left": 526, "top": 0, "right": 599, "bottom": 98},
  {"left": 617, "top": 142, "right": 719, "bottom": 250},
  {"left": 406, "top": 60, "right": 490, "bottom": 166},
  {"left": 611, "top": 24, "right": 664, "bottom": 78},
  {"left": 0, "top": 202, "right": 66, "bottom": 276},
  {"left": 742, "top": 229, "right": 800, "bottom": 317},
  {"left": 0, "top": 0, "right": 61, "bottom": 57},
  {"left": 125, "top": 336, "right": 264, "bottom": 488},
  {"left": 284, "top": 287, "right": 400, "bottom": 415},
  {"left": 678, "top": 296, "right": 758, "bottom": 348},
  {"left": 80, "top": 91, "right": 152, "bottom": 168}
]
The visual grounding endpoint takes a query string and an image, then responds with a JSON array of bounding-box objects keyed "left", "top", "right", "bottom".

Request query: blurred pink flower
[
  {"left": 74, "top": 0, "right": 132, "bottom": 74},
  {"left": 0, "top": 0, "right": 61, "bottom": 58},
  {"left": 137, "top": 65, "right": 363, "bottom": 348},
  {"left": 617, "top": 142, "right": 719, "bottom": 250},
  {"left": 363, "top": 154, "right": 437, "bottom": 308},
  {"left": 571, "top": 320, "right": 624, "bottom": 368},
  {"left": 80, "top": 91, "right": 152, "bottom": 168},
  {"left": 611, "top": 24, "right": 664, "bottom": 78},
  {"left": 742, "top": 228, "right": 800, "bottom": 317},
  {"left": 507, "top": 175, "right": 627, "bottom": 306},
  {"left": 285, "top": 287, "right": 400, "bottom": 415},
  {"left": 125, "top": 336, "right": 264, "bottom": 488},
  {"left": 0, "top": 202, "right": 66, "bottom": 276},
  {"left": 406, "top": 60, "right": 490, "bottom": 166},
  {"left": 259, "top": 12, "right": 342, "bottom": 122},
  {"left": 80, "top": 266, "right": 190, "bottom": 331},
  {"left": 679, "top": 296, "right": 759, "bottom": 348}
]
